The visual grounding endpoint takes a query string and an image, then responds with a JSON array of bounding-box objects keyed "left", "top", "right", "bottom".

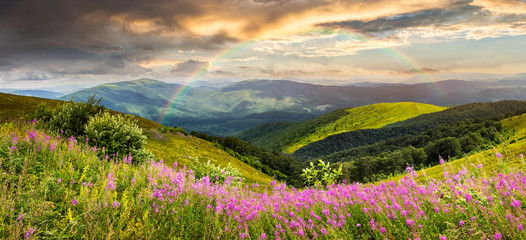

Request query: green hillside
[
  {"left": 294, "top": 100, "right": 526, "bottom": 159},
  {"left": 0, "top": 92, "right": 274, "bottom": 186},
  {"left": 238, "top": 102, "right": 446, "bottom": 153},
  {"left": 285, "top": 102, "right": 446, "bottom": 153}
]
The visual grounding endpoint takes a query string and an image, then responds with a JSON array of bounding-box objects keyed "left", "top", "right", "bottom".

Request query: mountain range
[{"left": 60, "top": 78, "right": 526, "bottom": 135}]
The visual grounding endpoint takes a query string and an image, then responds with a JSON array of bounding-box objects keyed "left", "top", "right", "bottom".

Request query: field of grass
[
  {"left": 2, "top": 119, "right": 526, "bottom": 239},
  {"left": 0, "top": 93, "right": 62, "bottom": 121},
  {"left": 284, "top": 102, "right": 447, "bottom": 153},
  {"left": 0, "top": 93, "right": 273, "bottom": 187}
]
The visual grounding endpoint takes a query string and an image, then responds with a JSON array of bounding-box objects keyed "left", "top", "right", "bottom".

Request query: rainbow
[{"left": 157, "top": 28, "right": 444, "bottom": 125}]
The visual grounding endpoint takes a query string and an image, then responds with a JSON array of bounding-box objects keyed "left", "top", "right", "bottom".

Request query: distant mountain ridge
[
  {"left": 62, "top": 78, "right": 526, "bottom": 135},
  {"left": 0, "top": 89, "right": 63, "bottom": 99}
]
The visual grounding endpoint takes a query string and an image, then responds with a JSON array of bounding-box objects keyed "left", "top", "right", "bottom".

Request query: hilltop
[{"left": 237, "top": 102, "right": 446, "bottom": 153}]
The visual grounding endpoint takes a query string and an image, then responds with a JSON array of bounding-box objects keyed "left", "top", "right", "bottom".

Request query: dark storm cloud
[
  {"left": 319, "top": 1, "right": 486, "bottom": 33},
  {"left": 0, "top": 0, "right": 236, "bottom": 53},
  {"left": 172, "top": 60, "right": 209, "bottom": 73}
]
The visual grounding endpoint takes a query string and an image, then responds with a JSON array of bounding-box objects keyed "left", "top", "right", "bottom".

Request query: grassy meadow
[{"left": 2, "top": 119, "right": 526, "bottom": 239}]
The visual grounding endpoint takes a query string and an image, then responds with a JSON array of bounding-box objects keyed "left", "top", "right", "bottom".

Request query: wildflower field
[{"left": 1, "top": 119, "right": 526, "bottom": 240}]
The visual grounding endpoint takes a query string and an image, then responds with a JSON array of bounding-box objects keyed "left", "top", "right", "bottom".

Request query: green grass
[
  {"left": 145, "top": 130, "right": 274, "bottom": 186},
  {"left": 0, "top": 93, "right": 62, "bottom": 121}
]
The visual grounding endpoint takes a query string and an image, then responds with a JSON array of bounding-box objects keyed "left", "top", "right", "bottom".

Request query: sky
[{"left": 1, "top": 0, "right": 526, "bottom": 89}]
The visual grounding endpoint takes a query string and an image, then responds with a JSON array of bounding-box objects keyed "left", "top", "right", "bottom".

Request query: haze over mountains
[{"left": 57, "top": 78, "right": 526, "bottom": 135}]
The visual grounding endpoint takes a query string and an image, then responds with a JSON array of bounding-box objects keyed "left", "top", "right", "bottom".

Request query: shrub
[
  {"left": 49, "top": 95, "right": 104, "bottom": 137},
  {"left": 189, "top": 157, "right": 244, "bottom": 185},
  {"left": 85, "top": 112, "right": 152, "bottom": 164},
  {"left": 30, "top": 103, "right": 54, "bottom": 122},
  {"left": 301, "top": 159, "right": 342, "bottom": 188}
]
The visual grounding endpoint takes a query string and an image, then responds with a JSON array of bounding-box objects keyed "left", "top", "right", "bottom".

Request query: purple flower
[
  {"left": 25, "top": 227, "right": 35, "bottom": 239},
  {"left": 260, "top": 232, "right": 266, "bottom": 239},
  {"left": 494, "top": 232, "right": 502, "bottom": 240},
  {"left": 518, "top": 224, "right": 523, "bottom": 231},
  {"left": 112, "top": 201, "right": 120, "bottom": 208},
  {"left": 439, "top": 158, "right": 445, "bottom": 165},
  {"left": 465, "top": 193, "right": 473, "bottom": 202},
  {"left": 511, "top": 199, "right": 521, "bottom": 208},
  {"left": 72, "top": 198, "right": 77, "bottom": 206},
  {"left": 57, "top": 178, "right": 62, "bottom": 183},
  {"left": 356, "top": 223, "right": 361, "bottom": 227},
  {"left": 495, "top": 152, "right": 503, "bottom": 158},
  {"left": 380, "top": 227, "right": 386, "bottom": 233},
  {"left": 440, "top": 236, "right": 447, "bottom": 240},
  {"left": 459, "top": 220, "right": 464, "bottom": 227},
  {"left": 270, "top": 180, "right": 276, "bottom": 186},
  {"left": 406, "top": 219, "right": 414, "bottom": 227}
]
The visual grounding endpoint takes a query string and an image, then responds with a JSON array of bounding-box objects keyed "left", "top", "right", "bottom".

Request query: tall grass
[{"left": 1, "top": 120, "right": 526, "bottom": 239}]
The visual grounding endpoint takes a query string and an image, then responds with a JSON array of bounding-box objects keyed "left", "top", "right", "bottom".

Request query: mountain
[
  {"left": 63, "top": 78, "right": 526, "bottom": 136},
  {"left": 236, "top": 102, "right": 447, "bottom": 153},
  {"left": 293, "top": 100, "right": 526, "bottom": 160},
  {"left": 0, "top": 89, "right": 63, "bottom": 99}
]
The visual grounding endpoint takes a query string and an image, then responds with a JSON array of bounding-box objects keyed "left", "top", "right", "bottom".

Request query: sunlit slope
[
  {"left": 390, "top": 112, "right": 526, "bottom": 183},
  {"left": 285, "top": 102, "right": 446, "bottom": 153},
  {"left": 238, "top": 102, "right": 446, "bottom": 153},
  {"left": 0, "top": 92, "right": 61, "bottom": 120},
  {"left": 0, "top": 92, "right": 274, "bottom": 186},
  {"left": 146, "top": 131, "right": 274, "bottom": 186}
]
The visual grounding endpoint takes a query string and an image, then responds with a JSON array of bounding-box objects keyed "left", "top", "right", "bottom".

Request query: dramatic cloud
[
  {"left": 0, "top": 0, "right": 525, "bottom": 87},
  {"left": 319, "top": 2, "right": 484, "bottom": 33}
]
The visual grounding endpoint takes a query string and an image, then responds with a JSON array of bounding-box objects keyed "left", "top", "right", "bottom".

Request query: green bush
[
  {"left": 85, "top": 112, "right": 152, "bottom": 164},
  {"left": 301, "top": 159, "right": 342, "bottom": 188},
  {"left": 190, "top": 158, "right": 244, "bottom": 185},
  {"left": 49, "top": 95, "right": 104, "bottom": 137},
  {"left": 30, "top": 103, "right": 54, "bottom": 122}
]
